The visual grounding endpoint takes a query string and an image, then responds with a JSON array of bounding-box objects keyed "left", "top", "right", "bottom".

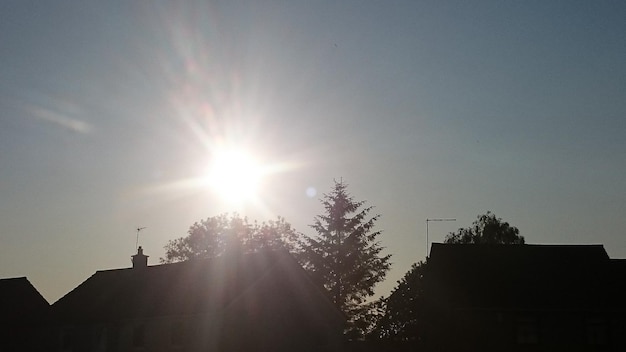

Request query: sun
[{"left": 205, "top": 148, "right": 263, "bottom": 204}]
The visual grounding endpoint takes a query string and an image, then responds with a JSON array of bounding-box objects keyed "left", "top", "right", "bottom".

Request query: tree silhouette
[
  {"left": 373, "top": 261, "right": 427, "bottom": 340},
  {"left": 161, "top": 213, "right": 302, "bottom": 263},
  {"left": 303, "top": 179, "right": 391, "bottom": 338},
  {"left": 444, "top": 211, "right": 524, "bottom": 244}
]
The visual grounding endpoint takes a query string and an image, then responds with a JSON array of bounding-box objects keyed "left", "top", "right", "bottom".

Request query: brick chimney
[{"left": 132, "top": 246, "right": 149, "bottom": 268}]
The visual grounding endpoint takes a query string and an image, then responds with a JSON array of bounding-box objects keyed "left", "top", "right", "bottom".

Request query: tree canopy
[
  {"left": 303, "top": 179, "right": 391, "bottom": 338},
  {"left": 161, "top": 213, "right": 302, "bottom": 263},
  {"left": 373, "top": 261, "right": 428, "bottom": 340},
  {"left": 444, "top": 211, "right": 524, "bottom": 244}
]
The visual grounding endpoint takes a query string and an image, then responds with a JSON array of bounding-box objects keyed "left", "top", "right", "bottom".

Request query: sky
[{"left": 1, "top": 0, "right": 625, "bottom": 303}]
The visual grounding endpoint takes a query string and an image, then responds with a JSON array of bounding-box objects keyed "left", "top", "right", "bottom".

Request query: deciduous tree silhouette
[
  {"left": 161, "top": 213, "right": 302, "bottom": 263},
  {"left": 444, "top": 211, "right": 524, "bottom": 244},
  {"left": 373, "top": 261, "right": 427, "bottom": 340}
]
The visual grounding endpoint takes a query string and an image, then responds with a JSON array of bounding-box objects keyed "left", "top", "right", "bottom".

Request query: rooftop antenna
[
  {"left": 135, "top": 227, "right": 147, "bottom": 251},
  {"left": 426, "top": 218, "right": 455, "bottom": 257}
]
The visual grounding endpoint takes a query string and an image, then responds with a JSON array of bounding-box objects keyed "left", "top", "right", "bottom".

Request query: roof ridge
[{"left": 0, "top": 276, "right": 28, "bottom": 281}]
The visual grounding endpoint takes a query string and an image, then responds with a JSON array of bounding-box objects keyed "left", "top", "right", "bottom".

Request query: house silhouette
[
  {"left": 49, "top": 247, "right": 344, "bottom": 352},
  {"left": 0, "top": 277, "right": 51, "bottom": 351},
  {"left": 421, "top": 243, "right": 626, "bottom": 351}
]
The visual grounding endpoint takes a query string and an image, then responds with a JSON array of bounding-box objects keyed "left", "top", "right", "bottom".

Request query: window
[
  {"left": 95, "top": 326, "right": 107, "bottom": 352},
  {"left": 586, "top": 318, "right": 609, "bottom": 346},
  {"left": 132, "top": 325, "right": 145, "bottom": 348},
  {"left": 61, "top": 328, "right": 73, "bottom": 352},
  {"left": 170, "top": 322, "right": 185, "bottom": 347},
  {"left": 516, "top": 317, "right": 539, "bottom": 344}
]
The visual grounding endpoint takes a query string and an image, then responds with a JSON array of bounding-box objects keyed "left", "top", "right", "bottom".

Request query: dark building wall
[
  {"left": 422, "top": 307, "right": 625, "bottom": 351},
  {"left": 53, "top": 316, "right": 217, "bottom": 352}
]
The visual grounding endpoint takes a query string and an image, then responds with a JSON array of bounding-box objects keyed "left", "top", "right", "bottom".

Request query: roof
[
  {"left": 426, "top": 243, "right": 619, "bottom": 311},
  {"left": 52, "top": 249, "right": 343, "bottom": 326},
  {"left": 0, "top": 277, "right": 50, "bottom": 323}
]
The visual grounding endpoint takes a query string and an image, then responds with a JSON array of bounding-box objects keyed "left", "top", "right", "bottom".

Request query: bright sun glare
[{"left": 206, "top": 149, "right": 263, "bottom": 204}]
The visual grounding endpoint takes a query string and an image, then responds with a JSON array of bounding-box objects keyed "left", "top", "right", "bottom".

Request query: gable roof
[
  {"left": 426, "top": 243, "right": 618, "bottom": 311},
  {"left": 52, "top": 249, "right": 343, "bottom": 326},
  {"left": 0, "top": 277, "right": 50, "bottom": 324}
]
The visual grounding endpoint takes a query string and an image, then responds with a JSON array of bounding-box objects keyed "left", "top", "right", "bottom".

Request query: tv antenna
[
  {"left": 135, "top": 227, "right": 147, "bottom": 251},
  {"left": 426, "top": 218, "right": 455, "bottom": 257}
]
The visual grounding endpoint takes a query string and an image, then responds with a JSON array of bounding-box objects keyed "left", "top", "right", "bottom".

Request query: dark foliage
[
  {"left": 444, "top": 211, "right": 524, "bottom": 244},
  {"left": 303, "top": 180, "right": 391, "bottom": 338},
  {"left": 161, "top": 213, "right": 303, "bottom": 263},
  {"left": 373, "top": 261, "right": 427, "bottom": 340}
]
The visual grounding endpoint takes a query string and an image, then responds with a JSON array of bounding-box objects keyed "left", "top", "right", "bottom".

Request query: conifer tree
[{"left": 304, "top": 179, "right": 391, "bottom": 337}]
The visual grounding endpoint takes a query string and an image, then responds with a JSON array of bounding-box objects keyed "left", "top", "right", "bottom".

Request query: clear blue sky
[{"left": 1, "top": 1, "right": 625, "bottom": 303}]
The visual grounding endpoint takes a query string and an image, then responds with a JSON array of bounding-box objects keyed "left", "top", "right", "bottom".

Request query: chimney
[{"left": 132, "top": 246, "right": 149, "bottom": 268}]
